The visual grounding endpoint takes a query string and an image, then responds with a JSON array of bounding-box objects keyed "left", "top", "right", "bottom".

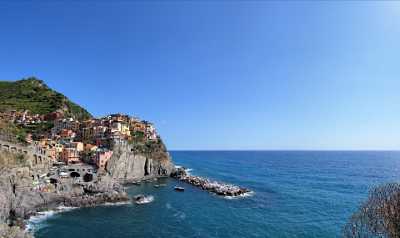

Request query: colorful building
[
  {"left": 94, "top": 149, "right": 113, "bottom": 171},
  {"left": 61, "top": 147, "right": 80, "bottom": 164}
]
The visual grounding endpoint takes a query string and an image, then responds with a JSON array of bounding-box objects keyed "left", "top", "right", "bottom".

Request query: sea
[{"left": 29, "top": 151, "right": 400, "bottom": 238}]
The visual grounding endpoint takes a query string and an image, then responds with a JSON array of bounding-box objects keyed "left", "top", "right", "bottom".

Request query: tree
[{"left": 343, "top": 183, "right": 400, "bottom": 238}]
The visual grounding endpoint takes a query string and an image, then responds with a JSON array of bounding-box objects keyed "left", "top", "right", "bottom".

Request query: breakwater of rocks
[{"left": 171, "top": 167, "right": 251, "bottom": 197}]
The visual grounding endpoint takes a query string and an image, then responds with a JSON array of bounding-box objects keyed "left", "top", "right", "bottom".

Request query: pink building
[{"left": 94, "top": 150, "right": 113, "bottom": 171}]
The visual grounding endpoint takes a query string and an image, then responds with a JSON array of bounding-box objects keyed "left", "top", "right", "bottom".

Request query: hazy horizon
[{"left": 1, "top": 2, "right": 399, "bottom": 150}]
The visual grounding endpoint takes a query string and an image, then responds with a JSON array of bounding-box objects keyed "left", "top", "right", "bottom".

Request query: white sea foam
[
  {"left": 175, "top": 165, "right": 193, "bottom": 173},
  {"left": 103, "top": 201, "right": 131, "bottom": 206},
  {"left": 135, "top": 195, "right": 154, "bottom": 205},
  {"left": 25, "top": 206, "right": 78, "bottom": 232},
  {"left": 223, "top": 191, "right": 255, "bottom": 200},
  {"left": 183, "top": 167, "right": 193, "bottom": 176}
]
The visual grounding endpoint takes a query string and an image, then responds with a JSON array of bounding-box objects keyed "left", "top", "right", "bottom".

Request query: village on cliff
[
  {"left": 0, "top": 108, "right": 248, "bottom": 201},
  {"left": 0, "top": 110, "right": 159, "bottom": 172}
]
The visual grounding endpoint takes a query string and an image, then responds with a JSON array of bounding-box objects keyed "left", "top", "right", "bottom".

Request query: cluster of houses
[
  {"left": 0, "top": 110, "right": 57, "bottom": 126},
  {"left": 0, "top": 111, "right": 159, "bottom": 171}
]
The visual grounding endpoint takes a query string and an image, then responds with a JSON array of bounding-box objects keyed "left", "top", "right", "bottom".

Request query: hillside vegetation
[{"left": 0, "top": 77, "right": 92, "bottom": 120}]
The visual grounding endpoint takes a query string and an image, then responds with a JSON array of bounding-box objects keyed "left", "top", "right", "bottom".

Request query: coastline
[
  {"left": 25, "top": 200, "right": 132, "bottom": 235},
  {"left": 13, "top": 173, "right": 177, "bottom": 237},
  {"left": 25, "top": 206, "right": 78, "bottom": 233},
  {"left": 22, "top": 176, "right": 167, "bottom": 237},
  {"left": 0, "top": 167, "right": 130, "bottom": 238}
]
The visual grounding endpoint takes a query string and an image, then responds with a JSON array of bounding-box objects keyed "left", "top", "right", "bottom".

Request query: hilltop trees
[{"left": 343, "top": 183, "right": 400, "bottom": 238}]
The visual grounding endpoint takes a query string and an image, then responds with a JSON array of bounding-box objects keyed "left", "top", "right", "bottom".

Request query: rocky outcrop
[
  {"left": 106, "top": 140, "right": 174, "bottom": 183},
  {"left": 0, "top": 172, "right": 15, "bottom": 225},
  {"left": 0, "top": 223, "right": 32, "bottom": 238},
  {"left": 0, "top": 166, "right": 128, "bottom": 237},
  {"left": 0, "top": 138, "right": 174, "bottom": 238},
  {"left": 172, "top": 167, "right": 251, "bottom": 197}
]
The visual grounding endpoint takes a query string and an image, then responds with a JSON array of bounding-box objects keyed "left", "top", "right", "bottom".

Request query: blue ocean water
[{"left": 31, "top": 151, "right": 400, "bottom": 238}]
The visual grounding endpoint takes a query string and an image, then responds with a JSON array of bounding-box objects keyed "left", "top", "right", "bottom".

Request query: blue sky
[{"left": 0, "top": 1, "right": 399, "bottom": 150}]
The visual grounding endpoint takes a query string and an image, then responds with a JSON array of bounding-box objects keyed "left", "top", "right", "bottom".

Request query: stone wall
[{"left": 0, "top": 140, "right": 51, "bottom": 168}]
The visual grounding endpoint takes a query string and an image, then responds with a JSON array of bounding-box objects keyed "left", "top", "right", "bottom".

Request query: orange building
[
  {"left": 61, "top": 148, "right": 80, "bottom": 164},
  {"left": 131, "top": 121, "right": 146, "bottom": 133}
]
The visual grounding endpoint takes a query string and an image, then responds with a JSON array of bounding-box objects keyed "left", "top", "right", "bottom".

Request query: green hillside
[{"left": 0, "top": 77, "right": 92, "bottom": 120}]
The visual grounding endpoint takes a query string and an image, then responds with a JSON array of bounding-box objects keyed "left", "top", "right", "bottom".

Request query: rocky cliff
[
  {"left": 0, "top": 164, "right": 128, "bottom": 238},
  {"left": 106, "top": 140, "right": 174, "bottom": 183},
  {"left": 0, "top": 139, "right": 174, "bottom": 237},
  {"left": 0, "top": 78, "right": 175, "bottom": 237}
]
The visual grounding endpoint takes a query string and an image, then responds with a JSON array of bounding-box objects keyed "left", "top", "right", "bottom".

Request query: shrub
[{"left": 343, "top": 183, "right": 400, "bottom": 238}]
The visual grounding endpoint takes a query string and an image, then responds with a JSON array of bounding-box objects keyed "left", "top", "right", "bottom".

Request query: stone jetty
[{"left": 171, "top": 167, "right": 250, "bottom": 197}]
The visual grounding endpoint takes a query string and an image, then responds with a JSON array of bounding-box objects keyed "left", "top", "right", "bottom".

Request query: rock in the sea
[{"left": 171, "top": 167, "right": 250, "bottom": 197}]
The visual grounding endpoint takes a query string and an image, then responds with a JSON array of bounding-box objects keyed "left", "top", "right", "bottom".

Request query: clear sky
[{"left": 0, "top": 1, "right": 399, "bottom": 150}]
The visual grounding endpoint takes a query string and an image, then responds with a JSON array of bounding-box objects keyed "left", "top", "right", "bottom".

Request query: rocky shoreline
[
  {"left": 0, "top": 167, "right": 130, "bottom": 238},
  {"left": 1, "top": 166, "right": 250, "bottom": 237},
  {"left": 0, "top": 134, "right": 175, "bottom": 238},
  {"left": 171, "top": 167, "right": 251, "bottom": 197}
]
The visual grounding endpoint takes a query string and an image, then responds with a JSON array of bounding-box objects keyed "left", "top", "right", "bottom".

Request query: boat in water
[{"left": 174, "top": 186, "right": 185, "bottom": 192}]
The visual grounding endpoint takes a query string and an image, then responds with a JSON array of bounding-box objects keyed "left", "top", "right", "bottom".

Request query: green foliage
[
  {"left": 23, "top": 121, "right": 54, "bottom": 140},
  {"left": 0, "top": 77, "right": 92, "bottom": 120},
  {"left": 15, "top": 154, "right": 26, "bottom": 164},
  {"left": 133, "top": 131, "right": 145, "bottom": 141},
  {"left": 0, "top": 121, "right": 27, "bottom": 143},
  {"left": 15, "top": 128, "right": 27, "bottom": 143},
  {"left": 343, "top": 183, "right": 400, "bottom": 238}
]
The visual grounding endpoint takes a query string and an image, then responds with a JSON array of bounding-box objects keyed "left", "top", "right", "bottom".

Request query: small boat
[
  {"left": 174, "top": 186, "right": 185, "bottom": 192},
  {"left": 154, "top": 184, "right": 160, "bottom": 188}
]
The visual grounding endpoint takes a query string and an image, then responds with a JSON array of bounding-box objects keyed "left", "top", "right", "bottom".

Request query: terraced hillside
[{"left": 0, "top": 77, "right": 92, "bottom": 120}]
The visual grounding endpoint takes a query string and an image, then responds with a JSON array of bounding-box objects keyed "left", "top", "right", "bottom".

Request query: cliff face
[
  {"left": 0, "top": 170, "right": 14, "bottom": 224},
  {"left": 0, "top": 167, "right": 36, "bottom": 238},
  {"left": 106, "top": 140, "right": 174, "bottom": 182},
  {"left": 0, "top": 165, "right": 128, "bottom": 237}
]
